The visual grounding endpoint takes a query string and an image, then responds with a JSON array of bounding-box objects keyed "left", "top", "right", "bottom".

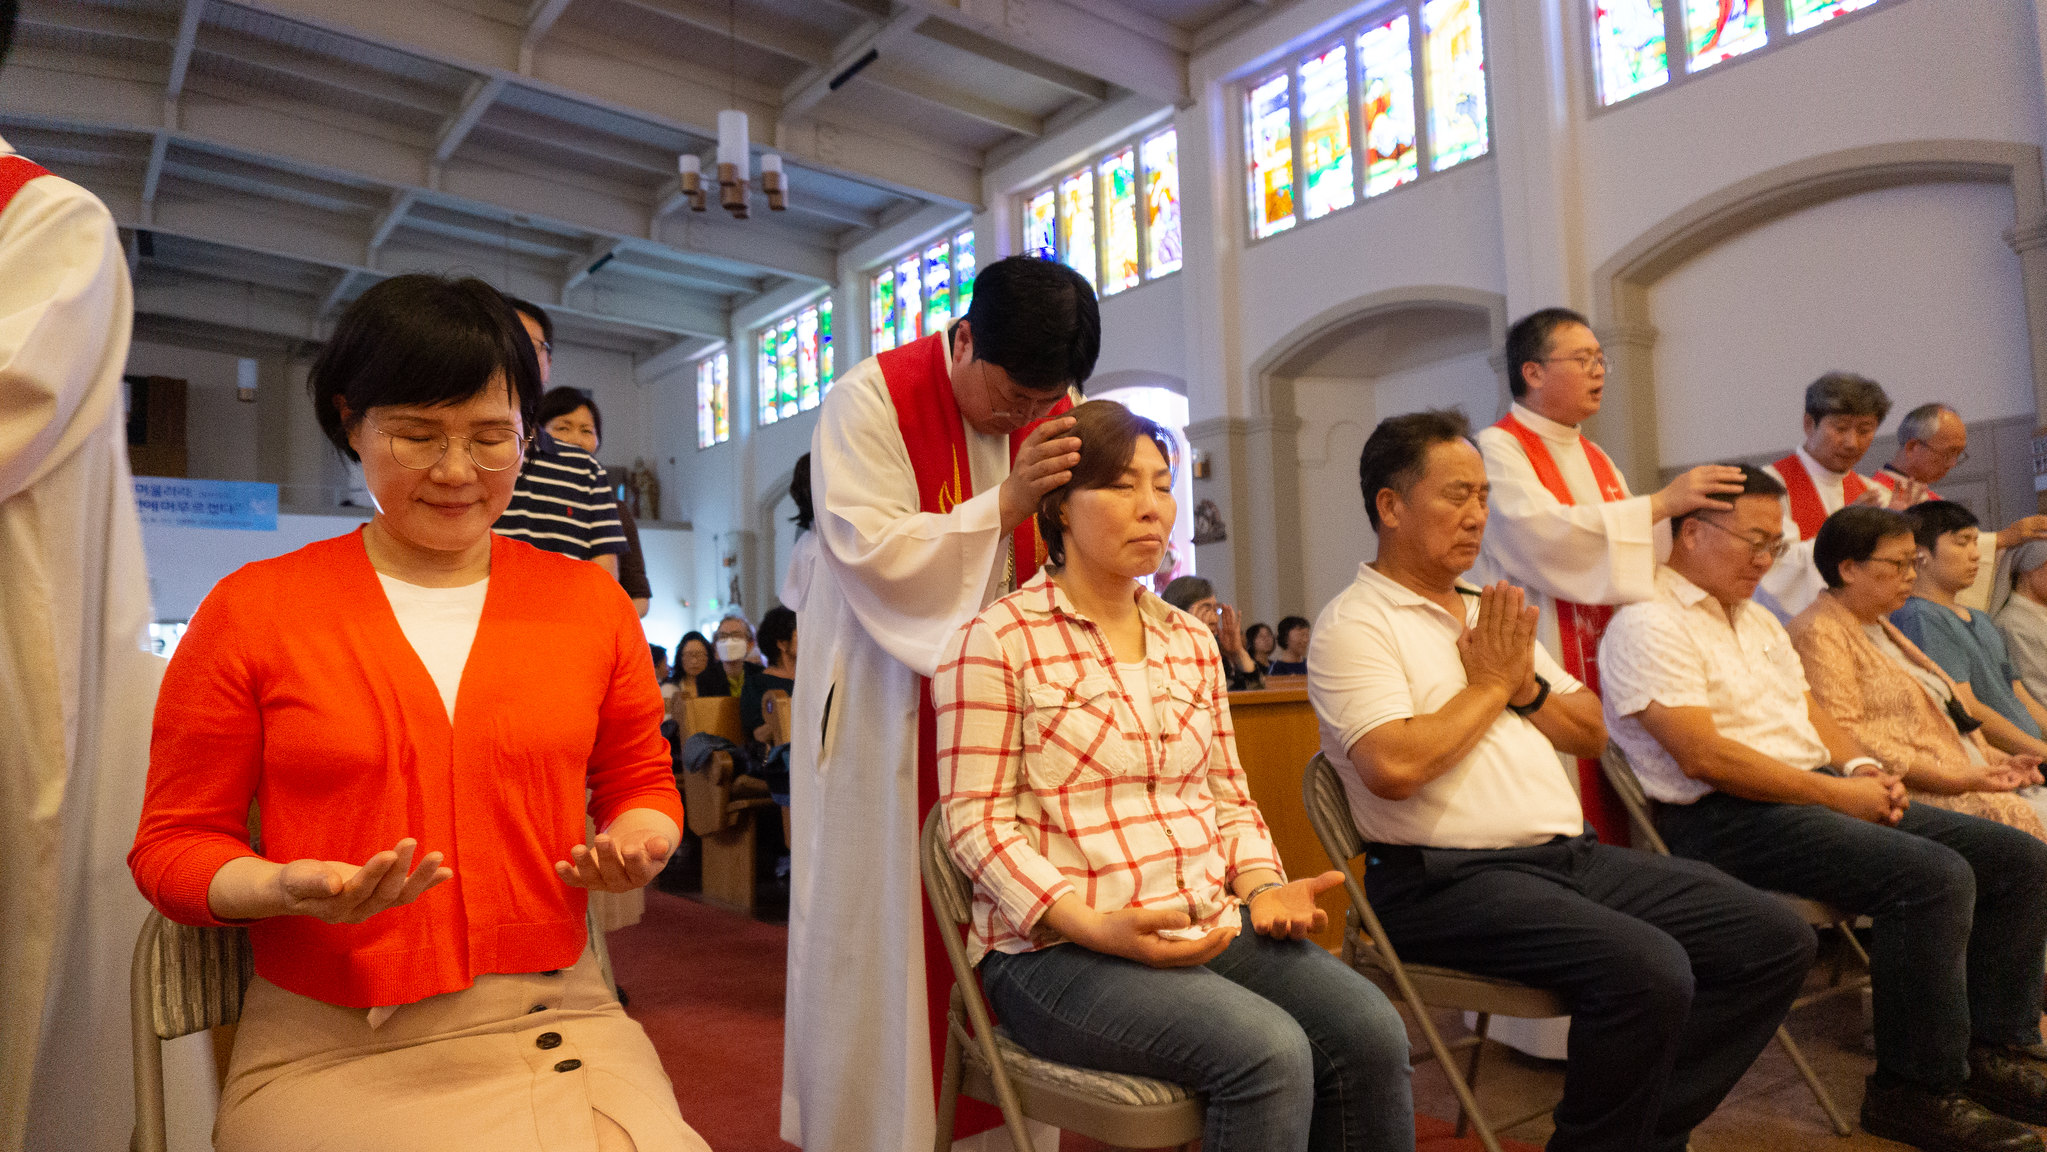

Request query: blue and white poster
[{"left": 133, "top": 477, "right": 279, "bottom": 531}]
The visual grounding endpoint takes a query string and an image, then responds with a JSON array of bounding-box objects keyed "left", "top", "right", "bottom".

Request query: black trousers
[
  {"left": 1661, "top": 792, "right": 2047, "bottom": 1091},
  {"left": 1364, "top": 834, "right": 1814, "bottom": 1152}
]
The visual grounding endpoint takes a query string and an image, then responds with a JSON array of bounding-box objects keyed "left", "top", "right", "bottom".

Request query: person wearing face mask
[
  {"left": 1756, "top": 372, "right": 1892, "bottom": 621},
  {"left": 785, "top": 255, "right": 1090, "bottom": 1152},
  {"left": 539, "top": 386, "right": 651, "bottom": 616},
  {"left": 128, "top": 275, "right": 703, "bottom": 1152}
]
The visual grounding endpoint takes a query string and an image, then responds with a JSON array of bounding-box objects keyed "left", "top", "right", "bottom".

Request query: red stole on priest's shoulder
[
  {"left": 1774, "top": 453, "right": 1868, "bottom": 540},
  {"left": 1494, "top": 412, "right": 1631, "bottom": 843},
  {"left": 878, "top": 330, "right": 1072, "bottom": 1139}
]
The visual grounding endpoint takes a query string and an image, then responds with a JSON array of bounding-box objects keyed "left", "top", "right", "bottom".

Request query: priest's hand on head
[
  {"left": 555, "top": 828, "right": 673, "bottom": 893},
  {"left": 254, "top": 839, "right": 452, "bottom": 925},
  {"left": 1650, "top": 464, "right": 1747, "bottom": 522},
  {"left": 999, "top": 416, "right": 1080, "bottom": 536}
]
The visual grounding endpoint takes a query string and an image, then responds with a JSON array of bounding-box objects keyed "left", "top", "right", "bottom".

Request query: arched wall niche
[
  {"left": 1591, "top": 139, "right": 2047, "bottom": 488},
  {"left": 1229, "top": 286, "right": 1509, "bottom": 619}
]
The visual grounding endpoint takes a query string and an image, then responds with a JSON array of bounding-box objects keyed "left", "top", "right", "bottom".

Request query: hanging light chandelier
[{"left": 678, "top": 0, "right": 786, "bottom": 219}]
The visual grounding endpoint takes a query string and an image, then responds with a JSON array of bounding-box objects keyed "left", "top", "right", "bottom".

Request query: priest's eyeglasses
[
  {"left": 1695, "top": 516, "right": 1790, "bottom": 562},
  {"left": 1541, "top": 351, "right": 1608, "bottom": 373},
  {"left": 367, "top": 420, "right": 528, "bottom": 472}
]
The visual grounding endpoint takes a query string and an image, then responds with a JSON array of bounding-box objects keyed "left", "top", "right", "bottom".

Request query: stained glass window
[
  {"left": 1099, "top": 149, "right": 1140, "bottom": 295},
  {"left": 923, "top": 243, "right": 951, "bottom": 333},
  {"left": 757, "top": 328, "right": 780, "bottom": 426},
  {"left": 1594, "top": 0, "right": 1668, "bottom": 102},
  {"left": 1058, "top": 170, "right": 1097, "bottom": 289},
  {"left": 775, "top": 318, "right": 799, "bottom": 420},
  {"left": 1299, "top": 44, "right": 1355, "bottom": 221},
  {"left": 896, "top": 257, "right": 922, "bottom": 344},
  {"left": 796, "top": 307, "right": 820, "bottom": 411},
  {"left": 818, "top": 298, "right": 833, "bottom": 382},
  {"left": 1787, "top": 0, "right": 1879, "bottom": 32},
  {"left": 1140, "top": 129, "right": 1181, "bottom": 277},
  {"left": 953, "top": 230, "right": 975, "bottom": 316},
  {"left": 1685, "top": 0, "right": 1765, "bottom": 70},
  {"left": 695, "top": 351, "right": 728, "bottom": 449},
  {"left": 1422, "top": 0, "right": 1488, "bottom": 171},
  {"left": 1357, "top": 17, "right": 1417, "bottom": 197},
  {"left": 1026, "top": 189, "right": 1057, "bottom": 262},
  {"left": 1246, "top": 71, "right": 1295, "bottom": 238},
  {"left": 871, "top": 271, "right": 898, "bottom": 354}
]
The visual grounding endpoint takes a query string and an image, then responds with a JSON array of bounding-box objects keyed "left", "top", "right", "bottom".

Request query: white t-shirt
[
  {"left": 1113, "top": 658, "right": 1159, "bottom": 739},
  {"left": 377, "top": 574, "right": 489, "bottom": 721},
  {"left": 1306, "top": 562, "right": 1588, "bottom": 849}
]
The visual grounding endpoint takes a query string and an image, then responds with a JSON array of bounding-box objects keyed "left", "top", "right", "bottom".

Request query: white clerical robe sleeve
[
  {"left": 0, "top": 175, "right": 128, "bottom": 501},
  {"left": 1477, "top": 431, "right": 1658, "bottom": 605},
  {"left": 814, "top": 364, "right": 1009, "bottom": 679},
  {"left": 1756, "top": 464, "right": 1827, "bottom": 619}
]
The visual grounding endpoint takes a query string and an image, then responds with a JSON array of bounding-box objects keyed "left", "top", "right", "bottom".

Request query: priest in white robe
[
  {"left": 1757, "top": 372, "right": 1890, "bottom": 621},
  {"left": 1867, "top": 402, "right": 2047, "bottom": 613},
  {"left": 0, "top": 114, "right": 163, "bottom": 1150},
  {"left": 1473, "top": 307, "right": 1743, "bottom": 845},
  {"left": 783, "top": 256, "right": 1094, "bottom": 1152}
]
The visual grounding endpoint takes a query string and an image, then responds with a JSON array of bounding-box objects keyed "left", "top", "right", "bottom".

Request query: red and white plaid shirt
[{"left": 935, "top": 570, "right": 1284, "bottom": 964}]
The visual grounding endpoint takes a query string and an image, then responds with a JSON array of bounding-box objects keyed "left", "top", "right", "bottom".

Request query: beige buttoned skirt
[{"left": 215, "top": 946, "right": 709, "bottom": 1152}]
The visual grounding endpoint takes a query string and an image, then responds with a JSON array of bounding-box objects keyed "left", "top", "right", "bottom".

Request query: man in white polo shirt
[
  {"left": 1308, "top": 410, "right": 1813, "bottom": 1152},
  {"left": 1601, "top": 463, "right": 2047, "bottom": 1152}
]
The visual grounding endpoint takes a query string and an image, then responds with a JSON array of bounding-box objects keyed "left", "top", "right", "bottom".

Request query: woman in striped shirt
[{"left": 935, "top": 400, "right": 1414, "bottom": 1151}]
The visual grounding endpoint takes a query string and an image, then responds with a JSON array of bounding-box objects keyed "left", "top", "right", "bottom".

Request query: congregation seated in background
[
  {"left": 1244, "top": 619, "right": 1277, "bottom": 673},
  {"left": 1787, "top": 506, "right": 2046, "bottom": 840},
  {"left": 1267, "top": 615, "right": 1310, "bottom": 677},
  {"left": 938, "top": 400, "right": 1415, "bottom": 1152},
  {"left": 1309, "top": 411, "right": 1812, "bottom": 1152},
  {"left": 670, "top": 630, "right": 721, "bottom": 701},
  {"left": 1599, "top": 463, "right": 2047, "bottom": 1152},
  {"left": 1161, "top": 575, "right": 1264, "bottom": 691}
]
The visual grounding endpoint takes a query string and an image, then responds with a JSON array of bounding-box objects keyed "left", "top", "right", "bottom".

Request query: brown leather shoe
[
  {"left": 1968, "top": 1044, "right": 2047, "bottom": 1126},
  {"left": 1862, "top": 1074, "right": 2043, "bottom": 1152}
]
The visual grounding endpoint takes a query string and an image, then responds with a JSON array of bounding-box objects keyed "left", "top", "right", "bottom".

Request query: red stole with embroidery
[
  {"left": 1774, "top": 453, "right": 1867, "bottom": 539},
  {"left": 1494, "top": 412, "right": 1631, "bottom": 842},
  {"left": 1869, "top": 466, "right": 1936, "bottom": 507},
  {"left": 878, "top": 331, "right": 1071, "bottom": 1137}
]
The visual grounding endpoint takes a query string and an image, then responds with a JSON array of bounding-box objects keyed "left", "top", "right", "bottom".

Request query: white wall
[
  {"left": 124, "top": 340, "right": 263, "bottom": 482},
  {"left": 1650, "top": 181, "right": 2035, "bottom": 464}
]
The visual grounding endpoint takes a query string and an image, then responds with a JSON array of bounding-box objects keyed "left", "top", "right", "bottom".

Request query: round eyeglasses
[{"left": 367, "top": 420, "right": 527, "bottom": 472}]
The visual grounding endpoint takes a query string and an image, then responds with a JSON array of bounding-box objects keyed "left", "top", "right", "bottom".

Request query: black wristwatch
[{"left": 1507, "top": 673, "right": 1550, "bottom": 717}]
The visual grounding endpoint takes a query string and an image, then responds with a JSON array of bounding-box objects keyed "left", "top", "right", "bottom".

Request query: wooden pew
[{"left": 676, "top": 695, "right": 777, "bottom": 913}]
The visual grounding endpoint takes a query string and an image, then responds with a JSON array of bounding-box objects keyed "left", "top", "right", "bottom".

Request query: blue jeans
[
  {"left": 1660, "top": 792, "right": 2047, "bottom": 1091},
  {"left": 977, "top": 907, "right": 1413, "bottom": 1152}
]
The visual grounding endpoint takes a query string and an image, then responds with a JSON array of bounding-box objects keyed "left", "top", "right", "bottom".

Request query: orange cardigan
[{"left": 129, "top": 529, "right": 685, "bottom": 1008}]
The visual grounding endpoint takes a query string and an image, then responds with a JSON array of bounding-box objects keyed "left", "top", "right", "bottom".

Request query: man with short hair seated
[
  {"left": 1308, "top": 410, "right": 1814, "bottom": 1152},
  {"left": 1601, "top": 465, "right": 2047, "bottom": 1152}
]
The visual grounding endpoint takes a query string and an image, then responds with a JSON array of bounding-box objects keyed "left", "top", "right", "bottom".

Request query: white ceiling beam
[
  {"left": 781, "top": 9, "right": 927, "bottom": 121},
  {"left": 909, "top": 7, "right": 1153, "bottom": 103},
  {"left": 141, "top": 130, "right": 172, "bottom": 219},
  {"left": 433, "top": 76, "right": 507, "bottom": 168},
  {"left": 609, "top": 0, "right": 830, "bottom": 67},
  {"left": 522, "top": 0, "right": 578, "bottom": 74},
  {"left": 316, "top": 268, "right": 360, "bottom": 318},
  {"left": 636, "top": 334, "right": 718, "bottom": 384},
  {"left": 561, "top": 236, "right": 629, "bottom": 296},
  {"left": 165, "top": 0, "right": 207, "bottom": 107},
  {"left": 366, "top": 188, "right": 416, "bottom": 255},
  {"left": 860, "top": 62, "right": 1041, "bottom": 138}
]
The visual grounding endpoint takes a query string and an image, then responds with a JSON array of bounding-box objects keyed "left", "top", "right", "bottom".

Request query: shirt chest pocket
[
  {"left": 1024, "top": 675, "right": 1125, "bottom": 788},
  {"left": 1157, "top": 678, "right": 1216, "bottom": 773}
]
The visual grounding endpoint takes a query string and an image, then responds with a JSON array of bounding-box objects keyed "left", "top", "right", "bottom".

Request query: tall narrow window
[
  {"left": 1685, "top": 0, "right": 1765, "bottom": 71},
  {"left": 953, "top": 231, "right": 975, "bottom": 316},
  {"left": 757, "top": 301, "right": 833, "bottom": 425},
  {"left": 896, "top": 257, "right": 922, "bottom": 344},
  {"left": 871, "top": 271, "right": 898, "bottom": 354},
  {"left": 757, "top": 327, "right": 780, "bottom": 426},
  {"left": 1423, "top": 0, "right": 1489, "bottom": 171},
  {"left": 1594, "top": 0, "right": 1668, "bottom": 102},
  {"left": 818, "top": 298, "right": 833, "bottom": 382},
  {"left": 775, "top": 317, "right": 799, "bottom": 420},
  {"left": 1058, "top": 169, "right": 1097, "bottom": 289},
  {"left": 695, "top": 352, "right": 729, "bottom": 448},
  {"left": 1141, "top": 129, "right": 1182, "bottom": 277},
  {"left": 796, "top": 307, "right": 820, "bottom": 411},
  {"left": 923, "top": 242, "right": 951, "bottom": 333},
  {"left": 1786, "top": 0, "right": 1878, "bottom": 32},
  {"left": 1026, "top": 190, "right": 1057, "bottom": 262},
  {"left": 1246, "top": 71, "right": 1295, "bottom": 238},
  {"left": 1299, "top": 44, "right": 1355, "bottom": 220},
  {"left": 1357, "top": 16, "right": 1418, "bottom": 197},
  {"left": 1099, "top": 148, "right": 1140, "bottom": 295}
]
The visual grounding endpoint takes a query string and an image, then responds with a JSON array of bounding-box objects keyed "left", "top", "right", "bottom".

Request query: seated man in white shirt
[
  {"left": 1308, "top": 410, "right": 1814, "bottom": 1152},
  {"left": 1602, "top": 464, "right": 2047, "bottom": 1152}
]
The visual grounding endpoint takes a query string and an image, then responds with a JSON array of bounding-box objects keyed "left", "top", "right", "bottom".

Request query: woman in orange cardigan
[
  {"left": 128, "top": 276, "right": 708, "bottom": 1152},
  {"left": 1788, "top": 505, "right": 2046, "bottom": 840}
]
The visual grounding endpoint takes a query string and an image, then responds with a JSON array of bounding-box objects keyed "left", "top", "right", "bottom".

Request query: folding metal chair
[
  {"left": 1598, "top": 742, "right": 1866, "bottom": 1137},
  {"left": 918, "top": 809, "right": 1204, "bottom": 1151},
  {"left": 1301, "top": 753, "right": 1563, "bottom": 1152}
]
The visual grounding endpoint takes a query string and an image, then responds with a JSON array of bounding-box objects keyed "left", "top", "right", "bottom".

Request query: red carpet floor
[{"left": 612, "top": 890, "right": 1538, "bottom": 1152}]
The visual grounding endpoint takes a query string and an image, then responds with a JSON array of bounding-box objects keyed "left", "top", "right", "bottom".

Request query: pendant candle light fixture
[{"left": 679, "top": 0, "right": 786, "bottom": 218}]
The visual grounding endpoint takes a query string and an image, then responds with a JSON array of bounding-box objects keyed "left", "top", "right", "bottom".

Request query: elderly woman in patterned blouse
[
  {"left": 1787, "top": 505, "right": 2047, "bottom": 840},
  {"left": 933, "top": 399, "right": 1414, "bottom": 1152}
]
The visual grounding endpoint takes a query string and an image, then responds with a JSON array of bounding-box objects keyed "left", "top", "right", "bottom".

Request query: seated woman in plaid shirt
[{"left": 934, "top": 400, "right": 1415, "bottom": 1152}]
